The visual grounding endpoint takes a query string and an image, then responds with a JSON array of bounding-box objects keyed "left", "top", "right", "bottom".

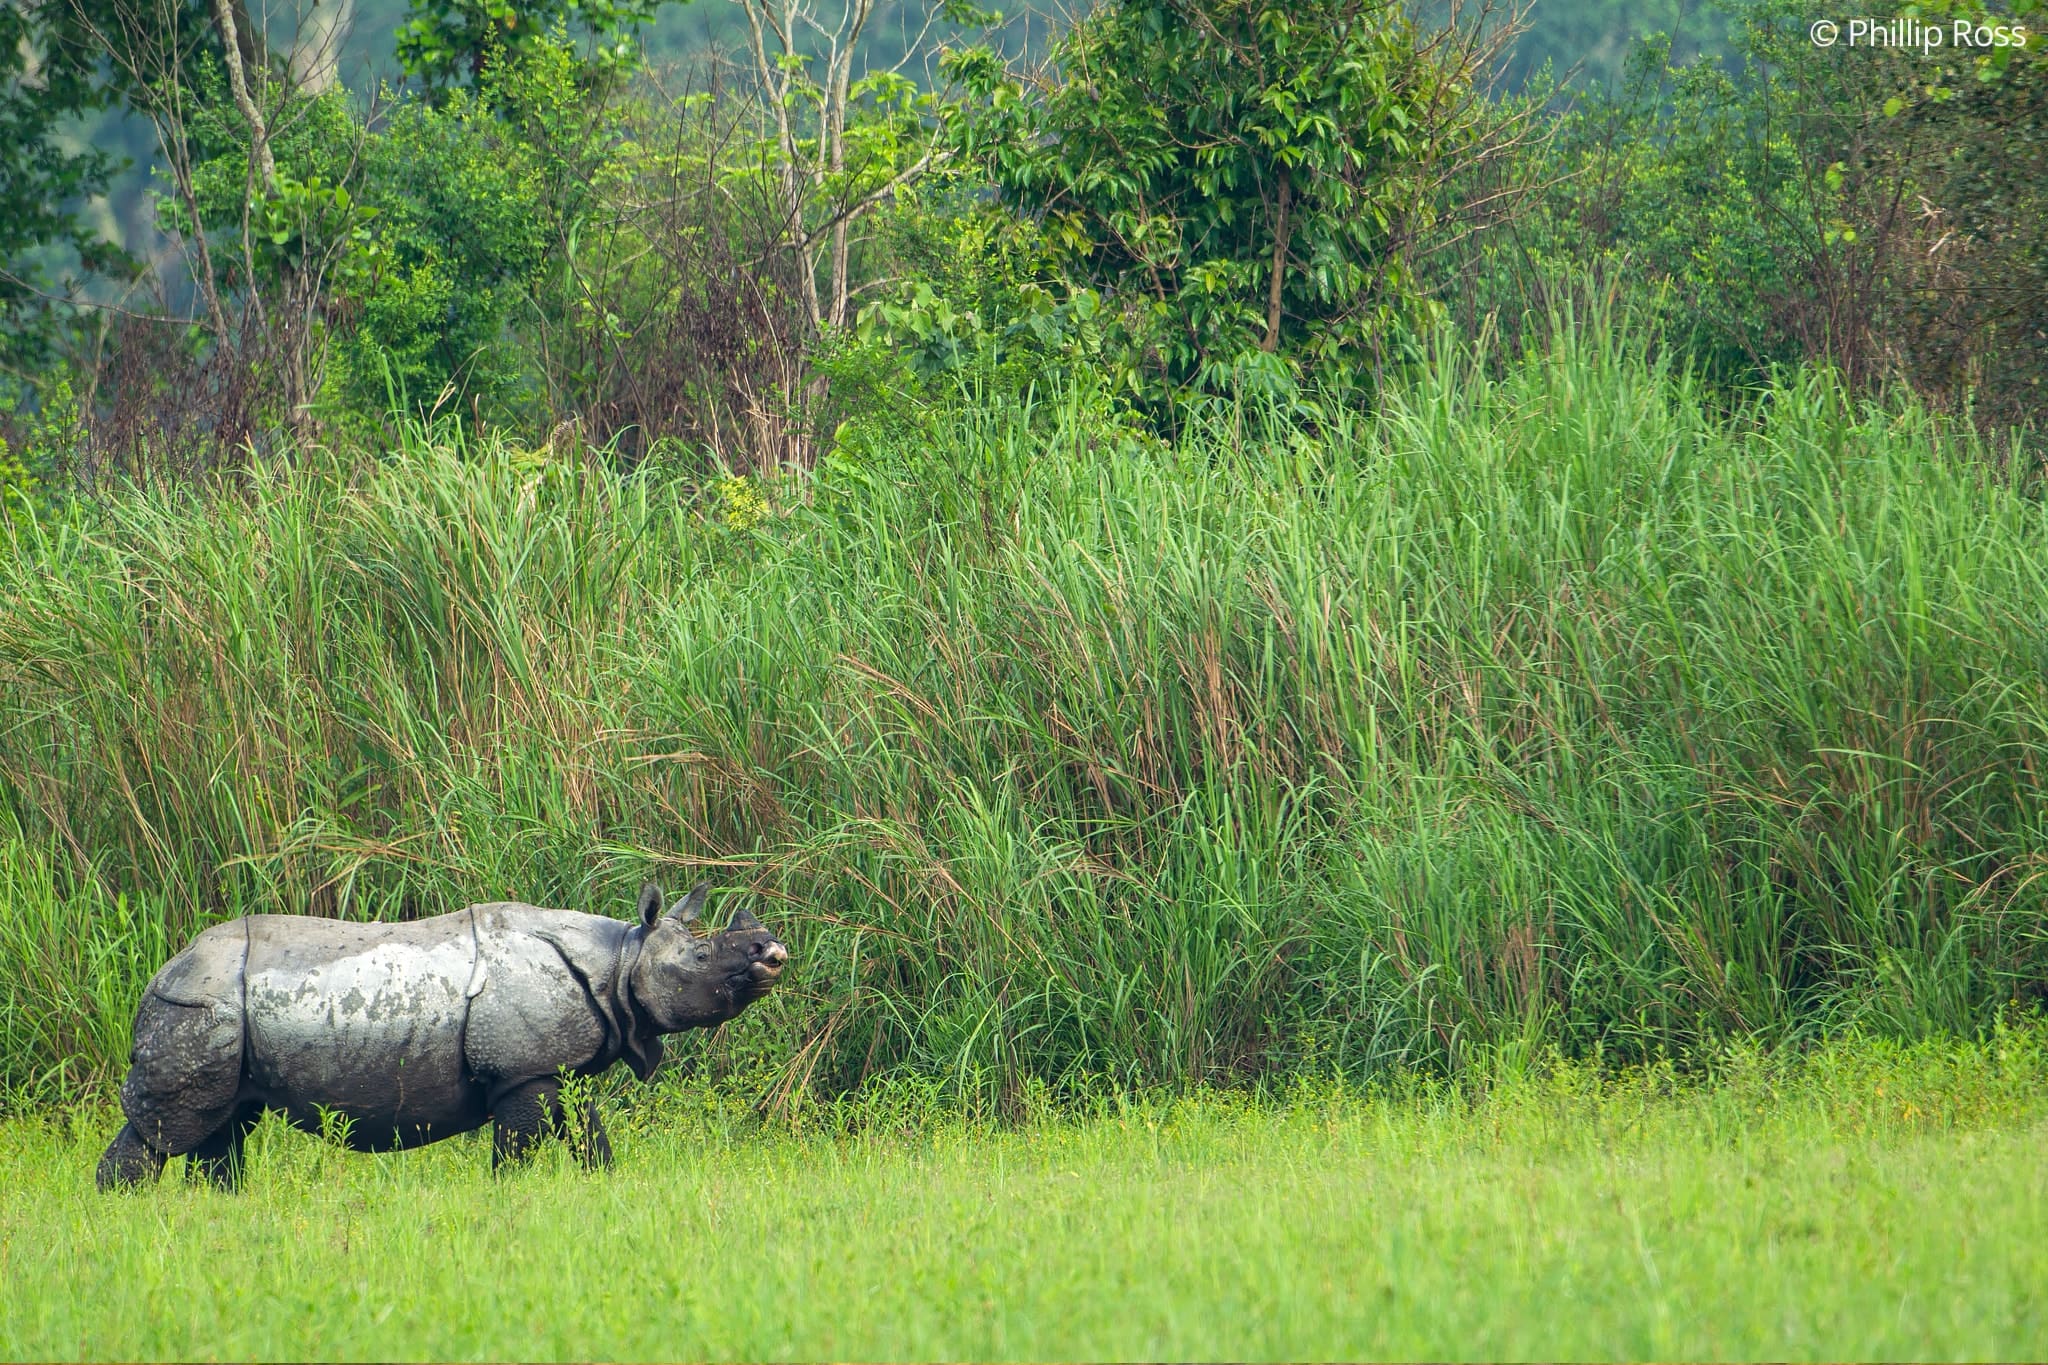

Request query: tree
[
  {"left": 733, "top": 0, "right": 965, "bottom": 334},
  {"left": 396, "top": 0, "right": 667, "bottom": 86},
  {"left": 949, "top": 0, "right": 1526, "bottom": 406},
  {"left": 0, "top": 0, "right": 128, "bottom": 375}
]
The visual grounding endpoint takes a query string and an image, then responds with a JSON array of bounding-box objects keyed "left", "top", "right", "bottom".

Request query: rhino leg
[
  {"left": 96, "top": 1121, "right": 168, "bottom": 1191},
  {"left": 491, "top": 1081, "right": 612, "bottom": 1170},
  {"left": 187, "top": 1109, "right": 260, "bottom": 1190},
  {"left": 492, "top": 1078, "right": 563, "bottom": 1170},
  {"left": 117, "top": 990, "right": 245, "bottom": 1163}
]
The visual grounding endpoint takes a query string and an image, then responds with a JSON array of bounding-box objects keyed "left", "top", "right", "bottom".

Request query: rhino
[{"left": 96, "top": 882, "right": 786, "bottom": 1189}]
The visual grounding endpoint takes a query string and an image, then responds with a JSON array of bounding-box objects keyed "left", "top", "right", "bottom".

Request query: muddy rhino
[{"left": 96, "top": 883, "right": 786, "bottom": 1189}]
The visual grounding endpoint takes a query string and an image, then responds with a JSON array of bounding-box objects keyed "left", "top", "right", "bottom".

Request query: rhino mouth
[{"left": 738, "top": 941, "right": 788, "bottom": 989}]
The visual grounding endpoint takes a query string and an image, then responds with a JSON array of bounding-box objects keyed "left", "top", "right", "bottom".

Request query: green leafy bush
[
  {"left": 0, "top": 377, "right": 84, "bottom": 531},
  {"left": 330, "top": 83, "right": 552, "bottom": 421},
  {"left": 397, "top": 0, "right": 660, "bottom": 88},
  {"left": 1439, "top": 0, "right": 2043, "bottom": 425},
  {"left": 946, "top": 0, "right": 1511, "bottom": 416},
  {"left": 813, "top": 178, "right": 1132, "bottom": 456},
  {"left": 0, "top": 436, "right": 33, "bottom": 535}
]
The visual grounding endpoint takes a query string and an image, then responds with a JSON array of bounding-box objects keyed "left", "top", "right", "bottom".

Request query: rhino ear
[
  {"left": 637, "top": 882, "right": 665, "bottom": 930},
  {"left": 667, "top": 882, "right": 709, "bottom": 926},
  {"left": 727, "top": 903, "right": 763, "bottom": 933}
]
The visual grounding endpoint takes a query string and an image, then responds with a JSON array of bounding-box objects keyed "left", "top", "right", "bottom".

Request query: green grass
[
  {"left": 4, "top": 1033, "right": 2047, "bottom": 1360},
  {"left": 2, "top": 317, "right": 2046, "bottom": 1108}
]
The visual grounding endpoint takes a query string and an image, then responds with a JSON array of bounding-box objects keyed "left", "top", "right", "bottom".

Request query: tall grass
[{"left": 2, "top": 320, "right": 2044, "bottom": 1109}]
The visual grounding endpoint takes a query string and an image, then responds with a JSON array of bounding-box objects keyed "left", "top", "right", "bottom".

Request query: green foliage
[
  {"left": 1881, "top": 0, "right": 2046, "bottom": 421},
  {"left": 819, "top": 179, "right": 1129, "bottom": 453},
  {"left": 1441, "top": 0, "right": 2044, "bottom": 421},
  {"left": 1889, "top": 0, "right": 2043, "bottom": 100},
  {"left": 0, "top": 376, "right": 82, "bottom": 530},
  {"left": 0, "top": 0, "right": 130, "bottom": 370},
  {"left": 0, "top": 436, "right": 33, "bottom": 534},
  {"left": 148, "top": 36, "right": 620, "bottom": 430},
  {"left": 948, "top": 0, "right": 1490, "bottom": 410},
  {"left": 333, "top": 81, "right": 555, "bottom": 419},
  {"left": 1454, "top": 26, "right": 1845, "bottom": 385},
  {"left": 397, "top": 0, "right": 662, "bottom": 87},
  {"left": 165, "top": 70, "right": 379, "bottom": 276},
  {"left": 0, "top": 821, "right": 170, "bottom": 1106}
]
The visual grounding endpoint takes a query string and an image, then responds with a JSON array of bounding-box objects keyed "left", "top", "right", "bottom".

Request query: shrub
[
  {"left": 946, "top": 0, "right": 1522, "bottom": 418},
  {"left": 1436, "top": 0, "right": 2044, "bottom": 427}
]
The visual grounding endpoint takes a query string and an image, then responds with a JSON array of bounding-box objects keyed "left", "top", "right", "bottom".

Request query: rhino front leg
[
  {"left": 492, "top": 1078, "right": 563, "bottom": 1170},
  {"left": 492, "top": 1081, "right": 613, "bottom": 1170},
  {"left": 96, "top": 1122, "right": 168, "bottom": 1191},
  {"left": 570, "top": 1098, "right": 613, "bottom": 1170}
]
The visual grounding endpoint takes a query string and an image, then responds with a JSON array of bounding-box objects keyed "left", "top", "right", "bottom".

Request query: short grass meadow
[{"left": 5, "top": 1032, "right": 2048, "bottom": 1360}]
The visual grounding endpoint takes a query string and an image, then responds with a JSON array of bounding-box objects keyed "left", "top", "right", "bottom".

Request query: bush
[
  {"left": 947, "top": 0, "right": 1522, "bottom": 419},
  {"left": 1437, "top": 0, "right": 2044, "bottom": 427}
]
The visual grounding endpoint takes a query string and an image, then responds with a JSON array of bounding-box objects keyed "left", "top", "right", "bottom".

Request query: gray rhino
[{"left": 96, "top": 883, "right": 786, "bottom": 1189}]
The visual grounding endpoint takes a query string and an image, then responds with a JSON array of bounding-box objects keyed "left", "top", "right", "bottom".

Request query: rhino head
[{"left": 626, "top": 882, "right": 788, "bottom": 1032}]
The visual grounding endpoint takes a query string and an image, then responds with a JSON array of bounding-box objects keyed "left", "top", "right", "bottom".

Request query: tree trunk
[
  {"left": 211, "top": 0, "right": 276, "bottom": 195},
  {"left": 223, "top": 0, "right": 265, "bottom": 88},
  {"left": 1263, "top": 168, "right": 1291, "bottom": 352},
  {"left": 291, "top": 0, "right": 357, "bottom": 93}
]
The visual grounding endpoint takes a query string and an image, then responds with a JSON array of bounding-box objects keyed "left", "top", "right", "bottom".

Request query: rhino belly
[{"left": 242, "top": 934, "right": 486, "bottom": 1148}]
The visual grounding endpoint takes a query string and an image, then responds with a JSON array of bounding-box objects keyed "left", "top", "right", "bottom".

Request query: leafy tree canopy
[
  {"left": 396, "top": 0, "right": 666, "bottom": 86},
  {"left": 0, "top": 0, "right": 129, "bottom": 372},
  {"left": 946, "top": 0, "right": 1493, "bottom": 406}
]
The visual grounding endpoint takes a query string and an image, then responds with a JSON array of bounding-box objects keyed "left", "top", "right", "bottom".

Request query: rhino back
[
  {"left": 239, "top": 912, "right": 482, "bottom": 1138},
  {"left": 463, "top": 905, "right": 631, "bottom": 1085}
]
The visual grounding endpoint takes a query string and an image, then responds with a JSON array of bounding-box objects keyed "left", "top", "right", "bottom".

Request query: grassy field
[{"left": 4, "top": 1032, "right": 2047, "bottom": 1360}]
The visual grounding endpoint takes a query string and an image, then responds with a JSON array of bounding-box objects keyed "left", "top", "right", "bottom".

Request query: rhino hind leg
[
  {"left": 187, "top": 1109, "right": 260, "bottom": 1190},
  {"left": 492, "top": 1080, "right": 611, "bottom": 1171},
  {"left": 492, "top": 1078, "right": 561, "bottom": 1169},
  {"left": 117, "top": 991, "right": 246, "bottom": 1161},
  {"left": 96, "top": 1121, "right": 168, "bottom": 1190}
]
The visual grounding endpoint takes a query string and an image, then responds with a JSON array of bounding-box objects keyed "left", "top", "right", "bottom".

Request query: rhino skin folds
[{"left": 95, "top": 884, "right": 788, "bottom": 1189}]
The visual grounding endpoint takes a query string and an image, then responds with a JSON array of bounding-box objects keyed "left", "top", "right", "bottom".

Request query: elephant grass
[
  {"left": 4, "top": 1031, "right": 2048, "bottom": 1360},
  {"left": 3, "top": 319, "right": 2048, "bottom": 1110}
]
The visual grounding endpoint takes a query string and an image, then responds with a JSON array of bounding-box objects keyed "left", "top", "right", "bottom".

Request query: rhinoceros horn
[{"left": 727, "top": 903, "right": 763, "bottom": 932}]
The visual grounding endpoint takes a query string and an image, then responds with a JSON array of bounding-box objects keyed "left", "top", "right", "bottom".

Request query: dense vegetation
[
  {"left": 4, "top": 321, "right": 2046, "bottom": 1111},
  {"left": 0, "top": 0, "right": 2043, "bottom": 1116}
]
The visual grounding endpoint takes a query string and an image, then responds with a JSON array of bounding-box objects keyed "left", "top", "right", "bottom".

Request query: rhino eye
[{"left": 694, "top": 948, "right": 710, "bottom": 962}]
